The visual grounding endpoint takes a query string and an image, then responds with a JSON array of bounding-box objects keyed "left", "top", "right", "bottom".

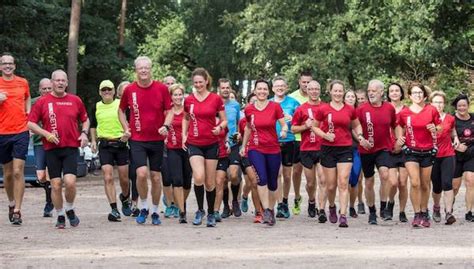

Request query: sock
[
  {"left": 206, "top": 189, "right": 216, "bottom": 214},
  {"left": 9, "top": 200, "right": 15, "bottom": 207},
  {"left": 283, "top": 198, "right": 288, "bottom": 205},
  {"left": 231, "top": 183, "right": 240, "bottom": 202},
  {"left": 44, "top": 182, "right": 52, "bottom": 203},
  {"left": 140, "top": 198, "right": 148, "bottom": 210},
  {"left": 369, "top": 206, "right": 376, "bottom": 213},
  {"left": 194, "top": 185, "right": 204, "bottom": 211},
  {"left": 381, "top": 201, "right": 387, "bottom": 211},
  {"left": 56, "top": 208, "right": 65, "bottom": 216},
  {"left": 223, "top": 187, "right": 229, "bottom": 208},
  {"left": 65, "top": 202, "right": 74, "bottom": 211},
  {"left": 110, "top": 203, "right": 117, "bottom": 210},
  {"left": 151, "top": 204, "right": 159, "bottom": 214}
]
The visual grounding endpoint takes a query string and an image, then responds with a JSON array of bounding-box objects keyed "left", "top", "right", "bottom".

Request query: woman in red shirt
[
  {"left": 429, "top": 91, "right": 459, "bottom": 224},
  {"left": 213, "top": 120, "right": 229, "bottom": 222},
  {"left": 240, "top": 79, "right": 287, "bottom": 226},
  {"left": 396, "top": 83, "right": 441, "bottom": 228},
  {"left": 312, "top": 80, "right": 364, "bottom": 228},
  {"left": 183, "top": 68, "right": 227, "bottom": 227},
  {"left": 166, "top": 84, "right": 192, "bottom": 224}
]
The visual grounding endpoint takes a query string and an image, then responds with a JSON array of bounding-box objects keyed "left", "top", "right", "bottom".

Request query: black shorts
[
  {"left": 320, "top": 145, "right": 353, "bottom": 168},
  {"left": 403, "top": 147, "right": 435, "bottom": 168},
  {"left": 241, "top": 157, "right": 252, "bottom": 175},
  {"left": 300, "top": 150, "right": 321, "bottom": 169},
  {"left": 360, "top": 150, "right": 393, "bottom": 178},
  {"left": 46, "top": 147, "right": 79, "bottom": 179},
  {"left": 228, "top": 145, "right": 241, "bottom": 165},
  {"left": 390, "top": 151, "right": 406, "bottom": 168},
  {"left": 217, "top": 157, "right": 230, "bottom": 172},
  {"left": 98, "top": 140, "right": 129, "bottom": 166},
  {"left": 187, "top": 143, "right": 219, "bottom": 159},
  {"left": 162, "top": 152, "right": 171, "bottom": 187},
  {"left": 0, "top": 131, "right": 29, "bottom": 164},
  {"left": 293, "top": 141, "right": 301, "bottom": 164},
  {"left": 129, "top": 140, "right": 164, "bottom": 172},
  {"left": 454, "top": 152, "right": 474, "bottom": 178},
  {"left": 34, "top": 145, "right": 47, "bottom": 170},
  {"left": 167, "top": 149, "right": 192, "bottom": 189},
  {"left": 280, "top": 141, "right": 295, "bottom": 167}
]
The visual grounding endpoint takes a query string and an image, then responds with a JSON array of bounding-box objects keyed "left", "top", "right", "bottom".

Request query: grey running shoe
[
  {"left": 232, "top": 200, "right": 242, "bottom": 217},
  {"left": 318, "top": 209, "right": 327, "bottom": 223},
  {"left": 43, "top": 202, "right": 54, "bottom": 218},
  {"left": 56, "top": 215, "right": 66, "bottom": 229},
  {"left": 399, "top": 211, "right": 408, "bottom": 223},
  {"left": 206, "top": 213, "right": 216, "bottom": 227},
  {"left": 383, "top": 201, "right": 394, "bottom": 221},
  {"left": 66, "top": 209, "right": 80, "bottom": 227},
  {"left": 308, "top": 203, "right": 317, "bottom": 218},
  {"left": 368, "top": 212, "right": 377, "bottom": 225},
  {"left": 432, "top": 205, "right": 441, "bottom": 223},
  {"left": 108, "top": 208, "right": 121, "bottom": 222},
  {"left": 445, "top": 212, "right": 456, "bottom": 225},
  {"left": 349, "top": 207, "right": 358, "bottom": 218},
  {"left": 221, "top": 206, "right": 231, "bottom": 218},
  {"left": 120, "top": 194, "right": 132, "bottom": 217},
  {"left": 357, "top": 202, "right": 366, "bottom": 214},
  {"left": 11, "top": 211, "right": 22, "bottom": 225}
]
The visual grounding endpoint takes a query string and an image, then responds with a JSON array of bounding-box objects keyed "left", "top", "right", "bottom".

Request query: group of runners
[{"left": 1, "top": 53, "right": 473, "bottom": 229}]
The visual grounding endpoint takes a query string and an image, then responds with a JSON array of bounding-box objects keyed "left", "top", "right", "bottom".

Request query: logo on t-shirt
[
  {"left": 308, "top": 108, "right": 316, "bottom": 143},
  {"left": 47, "top": 103, "right": 59, "bottom": 138},
  {"left": 328, "top": 113, "right": 334, "bottom": 134},
  {"left": 250, "top": 114, "right": 259, "bottom": 146},
  {"left": 169, "top": 125, "right": 177, "bottom": 146},
  {"left": 189, "top": 104, "right": 199, "bottom": 137},
  {"left": 365, "top": 112, "right": 375, "bottom": 147},
  {"left": 407, "top": 116, "right": 416, "bottom": 147},
  {"left": 132, "top": 92, "right": 141, "bottom": 132}
]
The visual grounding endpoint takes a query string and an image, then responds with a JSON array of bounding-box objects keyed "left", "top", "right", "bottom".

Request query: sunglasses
[{"left": 101, "top": 88, "right": 113, "bottom": 92}]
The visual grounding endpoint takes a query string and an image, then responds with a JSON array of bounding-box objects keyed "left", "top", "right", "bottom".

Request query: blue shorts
[
  {"left": 34, "top": 145, "right": 47, "bottom": 170},
  {"left": 0, "top": 131, "right": 29, "bottom": 164}
]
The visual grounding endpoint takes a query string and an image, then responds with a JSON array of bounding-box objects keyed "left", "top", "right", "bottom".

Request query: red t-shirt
[
  {"left": 28, "top": 93, "right": 88, "bottom": 150},
  {"left": 0, "top": 75, "right": 30, "bottom": 134},
  {"left": 436, "top": 114, "right": 455, "bottom": 157},
  {"left": 397, "top": 104, "right": 441, "bottom": 150},
  {"left": 291, "top": 102, "right": 324, "bottom": 151},
  {"left": 244, "top": 101, "right": 284, "bottom": 154},
  {"left": 356, "top": 102, "right": 396, "bottom": 154},
  {"left": 184, "top": 92, "right": 225, "bottom": 146},
  {"left": 315, "top": 103, "right": 356, "bottom": 147},
  {"left": 166, "top": 110, "right": 183, "bottom": 149},
  {"left": 119, "top": 81, "right": 172, "bottom": 142}
]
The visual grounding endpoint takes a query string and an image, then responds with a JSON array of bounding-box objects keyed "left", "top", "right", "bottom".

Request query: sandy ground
[{"left": 0, "top": 175, "right": 473, "bottom": 269}]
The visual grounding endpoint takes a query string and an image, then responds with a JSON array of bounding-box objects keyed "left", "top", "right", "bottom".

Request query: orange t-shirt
[{"left": 0, "top": 75, "right": 30, "bottom": 134}]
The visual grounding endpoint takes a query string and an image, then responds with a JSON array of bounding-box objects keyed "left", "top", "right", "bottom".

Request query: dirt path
[{"left": 1, "top": 176, "right": 473, "bottom": 268}]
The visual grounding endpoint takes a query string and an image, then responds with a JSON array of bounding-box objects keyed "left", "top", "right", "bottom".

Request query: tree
[{"left": 67, "top": 0, "right": 81, "bottom": 94}]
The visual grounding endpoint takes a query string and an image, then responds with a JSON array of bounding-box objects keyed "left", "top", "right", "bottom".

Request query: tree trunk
[
  {"left": 67, "top": 0, "right": 81, "bottom": 94},
  {"left": 118, "top": 0, "right": 127, "bottom": 59}
]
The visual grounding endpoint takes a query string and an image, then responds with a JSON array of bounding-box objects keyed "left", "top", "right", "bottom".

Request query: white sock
[
  {"left": 9, "top": 200, "right": 15, "bottom": 207},
  {"left": 152, "top": 204, "right": 159, "bottom": 214},
  {"left": 56, "top": 208, "right": 65, "bottom": 216},
  {"left": 140, "top": 198, "right": 148, "bottom": 210},
  {"left": 65, "top": 202, "right": 74, "bottom": 211}
]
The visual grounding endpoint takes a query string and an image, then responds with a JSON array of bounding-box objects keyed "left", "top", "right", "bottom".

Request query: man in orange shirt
[{"left": 0, "top": 53, "right": 31, "bottom": 225}]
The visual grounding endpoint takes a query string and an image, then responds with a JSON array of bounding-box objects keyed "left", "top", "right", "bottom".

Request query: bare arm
[
  {"left": 278, "top": 118, "right": 288, "bottom": 139},
  {"left": 182, "top": 113, "right": 190, "bottom": 150},
  {"left": 28, "top": 121, "right": 59, "bottom": 145},
  {"left": 239, "top": 123, "right": 251, "bottom": 157},
  {"left": 212, "top": 110, "right": 228, "bottom": 135},
  {"left": 25, "top": 95, "right": 31, "bottom": 114},
  {"left": 311, "top": 120, "right": 334, "bottom": 142}
]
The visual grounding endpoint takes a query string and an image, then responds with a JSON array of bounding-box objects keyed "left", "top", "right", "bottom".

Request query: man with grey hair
[
  {"left": 118, "top": 56, "right": 174, "bottom": 225},
  {"left": 355, "top": 79, "right": 398, "bottom": 225}
]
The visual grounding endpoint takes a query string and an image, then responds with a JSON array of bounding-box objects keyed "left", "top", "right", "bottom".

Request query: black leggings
[
  {"left": 167, "top": 149, "right": 192, "bottom": 189},
  {"left": 431, "top": 156, "right": 455, "bottom": 193}
]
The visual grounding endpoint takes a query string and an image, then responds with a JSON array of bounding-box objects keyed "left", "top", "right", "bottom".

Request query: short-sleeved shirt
[
  {"left": 291, "top": 102, "right": 324, "bottom": 151},
  {"left": 454, "top": 113, "right": 473, "bottom": 155},
  {"left": 184, "top": 92, "right": 225, "bottom": 146},
  {"left": 90, "top": 99, "right": 123, "bottom": 139},
  {"left": 289, "top": 89, "right": 307, "bottom": 141},
  {"left": 271, "top": 95, "right": 300, "bottom": 142},
  {"left": 225, "top": 99, "right": 240, "bottom": 147},
  {"left": 356, "top": 102, "right": 396, "bottom": 154},
  {"left": 28, "top": 93, "right": 88, "bottom": 150},
  {"left": 31, "top": 96, "right": 44, "bottom": 146},
  {"left": 244, "top": 101, "right": 284, "bottom": 154},
  {"left": 397, "top": 104, "right": 441, "bottom": 150},
  {"left": 436, "top": 114, "right": 455, "bottom": 157},
  {"left": 119, "top": 81, "right": 172, "bottom": 142},
  {"left": 315, "top": 103, "right": 357, "bottom": 147},
  {"left": 0, "top": 75, "right": 30, "bottom": 134},
  {"left": 166, "top": 111, "right": 184, "bottom": 150}
]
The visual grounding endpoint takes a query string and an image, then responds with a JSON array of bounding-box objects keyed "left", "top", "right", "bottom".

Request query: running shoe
[
  {"left": 151, "top": 212, "right": 161, "bottom": 225},
  {"left": 445, "top": 212, "right": 456, "bottom": 225},
  {"left": 214, "top": 211, "right": 222, "bottom": 222},
  {"left": 66, "top": 209, "right": 80, "bottom": 227},
  {"left": 131, "top": 204, "right": 140, "bottom": 217},
  {"left": 232, "top": 200, "right": 242, "bottom": 217},
  {"left": 193, "top": 210, "right": 205, "bottom": 225},
  {"left": 120, "top": 194, "right": 132, "bottom": 217},
  {"left": 411, "top": 213, "right": 422, "bottom": 228},
  {"left": 172, "top": 205, "right": 180, "bottom": 218},
  {"left": 399, "top": 211, "right": 408, "bottom": 223},
  {"left": 338, "top": 214, "right": 348, "bottom": 228},
  {"left": 465, "top": 211, "right": 473, "bottom": 222},
  {"left": 383, "top": 201, "right": 394, "bottom": 221},
  {"left": 329, "top": 205, "right": 338, "bottom": 223},
  {"left": 282, "top": 202, "right": 291, "bottom": 219},
  {"left": 254, "top": 211, "right": 263, "bottom": 223},
  {"left": 308, "top": 203, "right": 317, "bottom": 218},
  {"left": 179, "top": 212, "right": 187, "bottom": 224},
  {"left": 263, "top": 209, "right": 272, "bottom": 224},
  {"left": 368, "top": 212, "right": 377, "bottom": 225},
  {"left": 292, "top": 196, "right": 302, "bottom": 215},
  {"left": 421, "top": 212, "right": 431, "bottom": 228},
  {"left": 43, "top": 202, "right": 54, "bottom": 218},
  {"left": 276, "top": 203, "right": 284, "bottom": 218},
  {"left": 357, "top": 202, "right": 366, "bottom": 214},
  {"left": 206, "top": 213, "right": 216, "bottom": 227},
  {"left": 241, "top": 197, "right": 249, "bottom": 213},
  {"left": 349, "top": 207, "right": 358, "bottom": 218},
  {"left": 108, "top": 208, "right": 122, "bottom": 222},
  {"left": 432, "top": 205, "right": 441, "bottom": 223},
  {"left": 318, "top": 209, "right": 327, "bottom": 223},
  {"left": 8, "top": 205, "right": 14, "bottom": 223},
  {"left": 11, "top": 211, "right": 22, "bottom": 225},
  {"left": 268, "top": 209, "right": 276, "bottom": 226},
  {"left": 164, "top": 205, "right": 174, "bottom": 218},
  {"left": 136, "top": 208, "right": 149, "bottom": 224},
  {"left": 56, "top": 215, "right": 66, "bottom": 229},
  {"left": 221, "top": 206, "right": 231, "bottom": 218}
]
